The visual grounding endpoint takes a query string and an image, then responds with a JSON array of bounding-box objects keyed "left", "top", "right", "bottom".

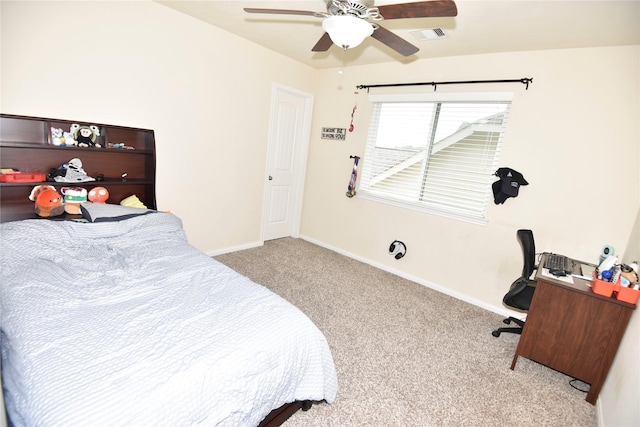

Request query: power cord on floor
[{"left": 569, "top": 378, "right": 590, "bottom": 393}]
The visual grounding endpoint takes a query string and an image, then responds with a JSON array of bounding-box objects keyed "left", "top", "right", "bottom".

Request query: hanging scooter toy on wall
[
  {"left": 345, "top": 92, "right": 361, "bottom": 198},
  {"left": 346, "top": 155, "right": 360, "bottom": 198}
]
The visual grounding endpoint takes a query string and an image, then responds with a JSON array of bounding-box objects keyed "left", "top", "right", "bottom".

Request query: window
[{"left": 359, "top": 92, "right": 513, "bottom": 224}]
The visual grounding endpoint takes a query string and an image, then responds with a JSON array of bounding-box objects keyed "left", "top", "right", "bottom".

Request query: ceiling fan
[{"left": 244, "top": 0, "right": 458, "bottom": 57}]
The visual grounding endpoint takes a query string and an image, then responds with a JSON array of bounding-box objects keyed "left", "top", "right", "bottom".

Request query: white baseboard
[
  {"left": 205, "top": 240, "right": 263, "bottom": 257},
  {"left": 208, "top": 234, "right": 522, "bottom": 320},
  {"left": 298, "top": 234, "right": 520, "bottom": 320},
  {"left": 596, "top": 400, "right": 604, "bottom": 427}
]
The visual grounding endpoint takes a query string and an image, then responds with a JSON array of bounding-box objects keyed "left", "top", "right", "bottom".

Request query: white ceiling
[{"left": 155, "top": 0, "right": 640, "bottom": 69}]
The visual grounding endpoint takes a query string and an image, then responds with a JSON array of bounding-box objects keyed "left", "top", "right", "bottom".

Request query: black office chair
[{"left": 492, "top": 229, "right": 537, "bottom": 337}]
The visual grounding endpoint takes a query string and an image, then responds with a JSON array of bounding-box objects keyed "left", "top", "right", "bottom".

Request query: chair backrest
[
  {"left": 503, "top": 229, "right": 537, "bottom": 311},
  {"left": 517, "top": 229, "right": 536, "bottom": 279}
]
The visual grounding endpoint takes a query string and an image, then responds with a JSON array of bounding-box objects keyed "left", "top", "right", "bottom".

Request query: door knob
[{"left": 268, "top": 175, "right": 273, "bottom": 181}]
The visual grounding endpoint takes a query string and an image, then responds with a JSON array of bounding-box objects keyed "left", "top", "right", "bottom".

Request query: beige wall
[
  {"left": 600, "top": 207, "right": 640, "bottom": 426},
  {"left": 300, "top": 45, "right": 639, "bottom": 425},
  {"left": 0, "top": 0, "right": 318, "bottom": 252},
  {"left": 1, "top": 1, "right": 638, "bottom": 425},
  {"left": 302, "top": 46, "right": 639, "bottom": 312}
]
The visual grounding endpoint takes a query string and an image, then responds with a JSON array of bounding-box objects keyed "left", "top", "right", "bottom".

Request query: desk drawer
[{"left": 517, "top": 281, "right": 632, "bottom": 383}]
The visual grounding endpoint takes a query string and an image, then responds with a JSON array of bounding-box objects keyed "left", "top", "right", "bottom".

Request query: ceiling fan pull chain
[{"left": 338, "top": 47, "right": 346, "bottom": 75}]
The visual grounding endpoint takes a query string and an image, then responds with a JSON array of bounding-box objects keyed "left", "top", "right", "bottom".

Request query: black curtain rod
[{"left": 356, "top": 77, "right": 533, "bottom": 91}]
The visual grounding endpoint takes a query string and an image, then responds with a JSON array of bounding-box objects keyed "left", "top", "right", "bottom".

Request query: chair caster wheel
[
  {"left": 492, "top": 330, "right": 500, "bottom": 337},
  {"left": 503, "top": 318, "right": 511, "bottom": 325}
]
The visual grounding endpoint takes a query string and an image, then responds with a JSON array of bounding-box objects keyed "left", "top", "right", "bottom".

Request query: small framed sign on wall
[{"left": 321, "top": 127, "right": 346, "bottom": 140}]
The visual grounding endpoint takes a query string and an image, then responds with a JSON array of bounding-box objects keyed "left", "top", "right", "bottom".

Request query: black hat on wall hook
[{"left": 492, "top": 167, "right": 528, "bottom": 204}]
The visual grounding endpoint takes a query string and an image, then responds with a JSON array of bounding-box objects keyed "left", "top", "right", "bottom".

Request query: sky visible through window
[{"left": 375, "top": 102, "right": 509, "bottom": 150}]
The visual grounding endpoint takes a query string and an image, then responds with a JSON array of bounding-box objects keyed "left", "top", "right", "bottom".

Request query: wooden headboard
[{"left": 0, "top": 114, "right": 156, "bottom": 223}]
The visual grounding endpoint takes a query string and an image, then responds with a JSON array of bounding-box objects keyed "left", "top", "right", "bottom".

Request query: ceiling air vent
[{"left": 410, "top": 28, "right": 447, "bottom": 41}]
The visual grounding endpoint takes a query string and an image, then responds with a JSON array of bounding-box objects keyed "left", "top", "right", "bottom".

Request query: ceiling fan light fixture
[{"left": 322, "top": 15, "right": 373, "bottom": 49}]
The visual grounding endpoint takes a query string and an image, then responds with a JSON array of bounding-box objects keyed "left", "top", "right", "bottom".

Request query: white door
[{"left": 263, "top": 84, "right": 313, "bottom": 241}]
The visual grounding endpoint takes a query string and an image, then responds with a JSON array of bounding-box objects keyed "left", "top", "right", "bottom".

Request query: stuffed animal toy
[
  {"left": 71, "top": 123, "right": 101, "bottom": 148},
  {"left": 29, "top": 185, "right": 64, "bottom": 217},
  {"left": 51, "top": 127, "right": 66, "bottom": 146},
  {"left": 63, "top": 130, "right": 77, "bottom": 146},
  {"left": 88, "top": 186, "right": 109, "bottom": 203},
  {"left": 120, "top": 194, "right": 147, "bottom": 208},
  {"left": 60, "top": 187, "right": 88, "bottom": 214}
]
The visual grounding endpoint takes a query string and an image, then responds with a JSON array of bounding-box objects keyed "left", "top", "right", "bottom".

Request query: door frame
[{"left": 261, "top": 83, "right": 314, "bottom": 241}]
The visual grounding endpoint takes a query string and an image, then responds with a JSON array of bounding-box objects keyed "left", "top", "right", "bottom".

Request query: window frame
[{"left": 358, "top": 91, "right": 514, "bottom": 225}]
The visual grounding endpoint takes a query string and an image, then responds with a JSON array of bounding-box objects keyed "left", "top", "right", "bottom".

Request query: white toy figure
[{"left": 51, "top": 127, "right": 65, "bottom": 146}]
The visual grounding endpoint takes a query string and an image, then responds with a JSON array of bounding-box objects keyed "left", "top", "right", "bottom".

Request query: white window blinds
[{"left": 359, "top": 92, "right": 513, "bottom": 224}]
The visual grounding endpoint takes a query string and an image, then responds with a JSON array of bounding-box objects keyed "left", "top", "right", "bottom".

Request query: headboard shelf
[
  {"left": 0, "top": 114, "right": 157, "bottom": 222},
  {"left": 0, "top": 142, "right": 154, "bottom": 155}
]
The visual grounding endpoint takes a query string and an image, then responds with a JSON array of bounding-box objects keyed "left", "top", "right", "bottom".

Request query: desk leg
[
  {"left": 585, "top": 379, "right": 602, "bottom": 405},
  {"left": 510, "top": 353, "right": 519, "bottom": 370}
]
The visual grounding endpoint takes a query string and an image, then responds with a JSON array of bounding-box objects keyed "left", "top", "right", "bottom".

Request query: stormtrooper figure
[{"left": 51, "top": 158, "right": 96, "bottom": 183}]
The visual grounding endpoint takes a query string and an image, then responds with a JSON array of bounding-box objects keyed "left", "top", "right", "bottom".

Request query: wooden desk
[{"left": 511, "top": 253, "right": 636, "bottom": 404}]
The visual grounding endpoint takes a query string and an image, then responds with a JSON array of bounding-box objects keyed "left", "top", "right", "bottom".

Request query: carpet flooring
[{"left": 215, "top": 237, "right": 597, "bottom": 427}]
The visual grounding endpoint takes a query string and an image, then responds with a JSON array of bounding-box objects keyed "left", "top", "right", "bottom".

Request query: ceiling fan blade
[
  {"left": 371, "top": 25, "right": 419, "bottom": 56},
  {"left": 243, "top": 8, "right": 327, "bottom": 18},
  {"left": 312, "top": 32, "right": 333, "bottom": 52},
  {"left": 377, "top": 0, "right": 458, "bottom": 19}
]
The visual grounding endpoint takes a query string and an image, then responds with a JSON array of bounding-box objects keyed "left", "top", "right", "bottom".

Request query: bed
[
  {"left": 0, "top": 207, "right": 338, "bottom": 426},
  {"left": 0, "top": 114, "right": 337, "bottom": 425}
]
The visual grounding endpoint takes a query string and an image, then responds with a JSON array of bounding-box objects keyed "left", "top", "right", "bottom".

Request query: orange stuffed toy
[
  {"left": 88, "top": 186, "right": 109, "bottom": 203},
  {"left": 29, "top": 185, "right": 65, "bottom": 217}
]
